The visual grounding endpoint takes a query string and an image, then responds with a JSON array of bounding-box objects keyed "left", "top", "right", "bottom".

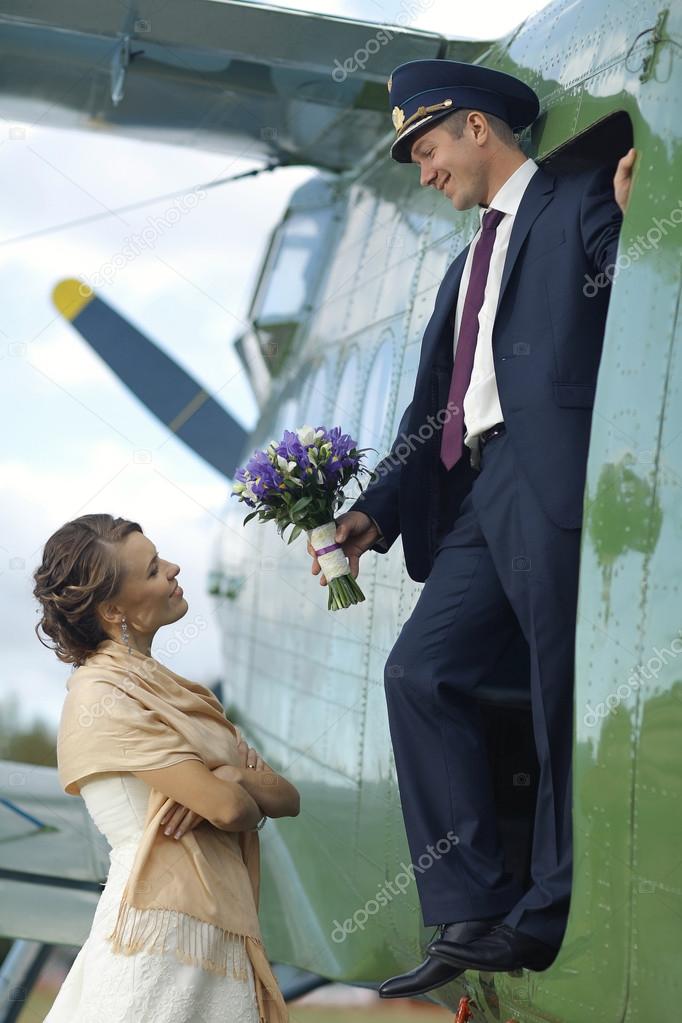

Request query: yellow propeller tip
[{"left": 52, "top": 278, "right": 95, "bottom": 320}]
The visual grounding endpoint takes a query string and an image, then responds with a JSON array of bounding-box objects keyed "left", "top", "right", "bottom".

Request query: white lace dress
[{"left": 45, "top": 773, "right": 261, "bottom": 1023}]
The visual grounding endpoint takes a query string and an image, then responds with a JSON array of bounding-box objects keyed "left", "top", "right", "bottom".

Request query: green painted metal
[
  {"left": 213, "top": 1, "right": 682, "bottom": 1020},
  {"left": 0, "top": 0, "right": 488, "bottom": 172},
  {"left": 0, "top": 1, "right": 680, "bottom": 1019}
]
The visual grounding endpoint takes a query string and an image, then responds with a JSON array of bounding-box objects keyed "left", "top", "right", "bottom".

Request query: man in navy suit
[{"left": 308, "top": 59, "right": 635, "bottom": 994}]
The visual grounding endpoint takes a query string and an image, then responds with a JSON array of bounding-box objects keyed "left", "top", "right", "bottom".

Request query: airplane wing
[
  {"left": 0, "top": 760, "right": 109, "bottom": 945},
  {"left": 0, "top": 0, "right": 492, "bottom": 172}
]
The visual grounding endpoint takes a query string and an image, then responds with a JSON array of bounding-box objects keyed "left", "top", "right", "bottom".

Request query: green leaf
[
  {"left": 243, "top": 511, "right": 259, "bottom": 526},
  {"left": 290, "top": 495, "right": 313, "bottom": 516},
  {"left": 287, "top": 524, "right": 303, "bottom": 545}
]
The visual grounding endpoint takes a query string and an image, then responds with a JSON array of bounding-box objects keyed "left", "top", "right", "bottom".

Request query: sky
[
  {"left": 0, "top": 0, "right": 551, "bottom": 735},
  {"left": 242, "top": 0, "right": 547, "bottom": 35}
]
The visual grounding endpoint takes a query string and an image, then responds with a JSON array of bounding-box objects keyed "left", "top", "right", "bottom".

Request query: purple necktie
[{"left": 440, "top": 207, "right": 505, "bottom": 471}]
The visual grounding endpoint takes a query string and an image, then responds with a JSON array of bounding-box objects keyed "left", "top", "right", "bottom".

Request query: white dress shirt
[
  {"left": 367, "top": 158, "right": 540, "bottom": 545},
  {"left": 456, "top": 157, "right": 539, "bottom": 460}
]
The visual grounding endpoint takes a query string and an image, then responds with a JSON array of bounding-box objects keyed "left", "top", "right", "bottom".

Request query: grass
[
  {"left": 18, "top": 988, "right": 454, "bottom": 1022},
  {"left": 289, "top": 1009, "right": 451, "bottom": 1023}
]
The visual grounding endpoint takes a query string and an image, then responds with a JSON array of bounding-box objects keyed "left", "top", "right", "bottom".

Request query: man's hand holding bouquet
[{"left": 232, "top": 425, "right": 377, "bottom": 610}]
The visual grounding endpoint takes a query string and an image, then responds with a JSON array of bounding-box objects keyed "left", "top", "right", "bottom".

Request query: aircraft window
[
  {"left": 358, "top": 338, "right": 393, "bottom": 470},
  {"left": 332, "top": 351, "right": 359, "bottom": 435},
  {"left": 257, "top": 209, "right": 334, "bottom": 322}
]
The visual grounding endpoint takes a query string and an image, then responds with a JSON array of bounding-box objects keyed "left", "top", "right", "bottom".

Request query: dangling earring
[{"left": 121, "top": 616, "right": 132, "bottom": 654}]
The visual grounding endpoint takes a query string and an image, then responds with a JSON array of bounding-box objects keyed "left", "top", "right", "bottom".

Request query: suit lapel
[
  {"left": 495, "top": 165, "right": 555, "bottom": 316},
  {"left": 413, "top": 165, "right": 556, "bottom": 398}
]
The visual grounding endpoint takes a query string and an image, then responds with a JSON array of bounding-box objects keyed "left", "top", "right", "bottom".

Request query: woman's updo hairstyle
[{"left": 33, "top": 514, "right": 142, "bottom": 668}]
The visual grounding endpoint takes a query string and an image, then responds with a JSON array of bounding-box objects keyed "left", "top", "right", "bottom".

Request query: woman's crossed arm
[
  {"left": 131, "top": 759, "right": 263, "bottom": 836},
  {"left": 131, "top": 741, "right": 300, "bottom": 840}
]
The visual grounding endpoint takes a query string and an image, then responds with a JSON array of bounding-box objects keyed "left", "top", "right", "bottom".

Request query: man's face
[{"left": 410, "top": 120, "right": 484, "bottom": 211}]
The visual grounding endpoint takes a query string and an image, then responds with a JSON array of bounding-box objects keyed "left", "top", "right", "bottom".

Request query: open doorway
[{"left": 477, "top": 108, "right": 634, "bottom": 895}]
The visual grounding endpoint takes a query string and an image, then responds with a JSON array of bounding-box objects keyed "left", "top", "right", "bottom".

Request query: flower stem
[{"left": 328, "top": 572, "right": 365, "bottom": 611}]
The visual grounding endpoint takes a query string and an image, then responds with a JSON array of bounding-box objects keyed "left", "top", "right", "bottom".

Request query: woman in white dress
[{"left": 33, "top": 513, "right": 299, "bottom": 1023}]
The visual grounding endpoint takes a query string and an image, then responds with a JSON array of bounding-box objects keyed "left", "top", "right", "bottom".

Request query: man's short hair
[{"left": 442, "top": 108, "right": 519, "bottom": 148}]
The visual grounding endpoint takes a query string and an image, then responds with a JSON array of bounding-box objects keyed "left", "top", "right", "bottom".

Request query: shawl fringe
[
  {"left": 60, "top": 642, "right": 288, "bottom": 1022},
  {"left": 106, "top": 900, "right": 257, "bottom": 980}
]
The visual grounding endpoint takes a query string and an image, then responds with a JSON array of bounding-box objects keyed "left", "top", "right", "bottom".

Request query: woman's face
[{"left": 99, "top": 530, "right": 187, "bottom": 644}]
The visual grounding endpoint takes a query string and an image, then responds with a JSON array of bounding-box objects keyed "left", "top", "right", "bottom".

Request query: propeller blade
[{"left": 52, "top": 279, "right": 248, "bottom": 479}]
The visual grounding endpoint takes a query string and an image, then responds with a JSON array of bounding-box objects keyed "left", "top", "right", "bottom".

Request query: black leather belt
[{"left": 478, "top": 422, "right": 506, "bottom": 447}]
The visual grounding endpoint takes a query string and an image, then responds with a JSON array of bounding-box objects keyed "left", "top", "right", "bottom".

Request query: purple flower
[
  {"left": 241, "top": 450, "right": 284, "bottom": 503},
  {"left": 275, "top": 430, "right": 311, "bottom": 469},
  {"left": 232, "top": 424, "right": 365, "bottom": 516},
  {"left": 245, "top": 449, "right": 274, "bottom": 476},
  {"left": 324, "top": 427, "right": 359, "bottom": 472}
]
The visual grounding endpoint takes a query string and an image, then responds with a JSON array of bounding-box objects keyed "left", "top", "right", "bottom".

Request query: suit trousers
[{"left": 384, "top": 429, "right": 581, "bottom": 948}]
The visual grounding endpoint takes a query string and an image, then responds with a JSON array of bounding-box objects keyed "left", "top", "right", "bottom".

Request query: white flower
[
  {"left": 276, "top": 455, "right": 289, "bottom": 472},
  {"left": 296, "top": 425, "right": 316, "bottom": 446},
  {"left": 316, "top": 469, "right": 324, "bottom": 484},
  {"left": 244, "top": 481, "right": 258, "bottom": 503}
]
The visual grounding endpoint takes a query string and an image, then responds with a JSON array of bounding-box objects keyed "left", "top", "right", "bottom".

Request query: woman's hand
[
  {"left": 237, "top": 738, "right": 268, "bottom": 772},
  {"left": 236, "top": 739, "right": 300, "bottom": 818},
  {"left": 159, "top": 763, "right": 245, "bottom": 837},
  {"left": 159, "top": 802, "right": 205, "bottom": 840}
]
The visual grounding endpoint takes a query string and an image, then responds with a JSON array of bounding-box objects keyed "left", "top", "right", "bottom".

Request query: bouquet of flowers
[{"left": 231, "top": 425, "right": 374, "bottom": 610}]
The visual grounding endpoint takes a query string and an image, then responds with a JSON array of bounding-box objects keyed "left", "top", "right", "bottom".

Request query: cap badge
[{"left": 392, "top": 98, "right": 454, "bottom": 137}]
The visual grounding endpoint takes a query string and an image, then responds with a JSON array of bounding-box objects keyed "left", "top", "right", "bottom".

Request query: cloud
[
  {"left": 0, "top": 446, "right": 231, "bottom": 731},
  {"left": 26, "top": 330, "right": 113, "bottom": 389}
]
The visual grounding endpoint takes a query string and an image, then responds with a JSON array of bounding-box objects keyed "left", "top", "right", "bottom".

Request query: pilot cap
[{"left": 387, "top": 58, "right": 540, "bottom": 163}]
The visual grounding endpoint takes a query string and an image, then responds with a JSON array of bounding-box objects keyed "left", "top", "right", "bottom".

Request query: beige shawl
[{"left": 57, "top": 638, "right": 287, "bottom": 1023}]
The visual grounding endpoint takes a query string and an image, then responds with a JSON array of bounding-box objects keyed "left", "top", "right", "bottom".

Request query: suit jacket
[{"left": 351, "top": 164, "right": 623, "bottom": 583}]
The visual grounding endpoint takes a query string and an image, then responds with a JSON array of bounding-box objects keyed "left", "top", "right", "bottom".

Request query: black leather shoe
[
  {"left": 379, "top": 917, "right": 504, "bottom": 998},
  {"left": 429, "top": 923, "right": 559, "bottom": 973}
]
